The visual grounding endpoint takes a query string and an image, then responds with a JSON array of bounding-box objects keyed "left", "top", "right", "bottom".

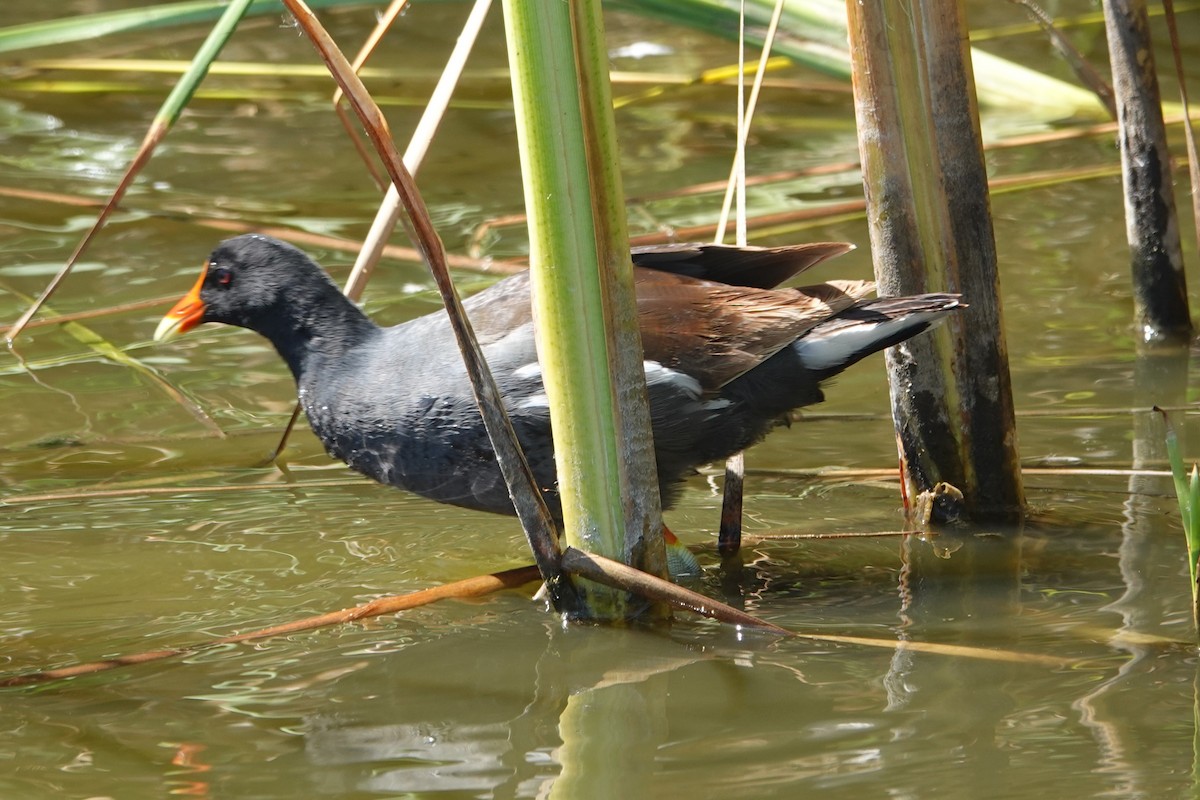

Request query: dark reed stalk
[
  {"left": 1101, "top": 0, "right": 1192, "bottom": 343},
  {"left": 845, "top": 0, "right": 1025, "bottom": 524}
]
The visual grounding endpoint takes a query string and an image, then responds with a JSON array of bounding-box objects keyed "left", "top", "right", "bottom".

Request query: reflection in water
[
  {"left": 1078, "top": 342, "right": 1193, "bottom": 797},
  {"left": 306, "top": 720, "right": 516, "bottom": 794},
  {"left": 887, "top": 532, "right": 1022, "bottom": 797},
  {"left": 3, "top": 2, "right": 1200, "bottom": 797},
  {"left": 296, "top": 626, "right": 693, "bottom": 797},
  {"left": 3, "top": 498, "right": 1199, "bottom": 798}
]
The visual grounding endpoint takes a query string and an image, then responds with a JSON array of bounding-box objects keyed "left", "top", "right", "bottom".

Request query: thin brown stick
[
  {"left": 801, "top": 403, "right": 1200, "bottom": 421},
  {"left": 743, "top": 466, "right": 1174, "bottom": 480},
  {"left": 1007, "top": 0, "right": 1117, "bottom": 118},
  {"left": 0, "top": 296, "right": 175, "bottom": 331},
  {"left": 0, "top": 566, "right": 542, "bottom": 688},
  {"left": 0, "top": 479, "right": 363, "bottom": 507},
  {"left": 331, "top": 0, "right": 412, "bottom": 192},
  {"left": 4, "top": 130, "right": 162, "bottom": 343},
  {"left": 0, "top": 184, "right": 511, "bottom": 276},
  {"left": 560, "top": 547, "right": 791, "bottom": 635},
  {"left": 0, "top": 464, "right": 1179, "bottom": 510},
  {"left": 194, "top": 218, "right": 508, "bottom": 273},
  {"left": 264, "top": 404, "right": 306, "bottom": 464},
  {"left": 0, "top": 547, "right": 1072, "bottom": 690},
  {"left": 281, "top": 0, "right": 579, "bottom": 612},
  {"left": 467, "top": 113, "right": 1192, "bottom": 252},
  {"left": 741, "top": 529, "right": 919, "bottom": 541},
  {"left": 472, "top": 128, "right": 1172, "bottom": 255},
  {"left": 0, "top": 186, "right": 104, "bottom": 207}
]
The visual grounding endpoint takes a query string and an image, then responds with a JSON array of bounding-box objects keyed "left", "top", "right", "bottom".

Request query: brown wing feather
[
  {"left": 635, "top": 271, "right": 874, "bottom": 391},
  {"left": 466, "top": 265, "right": 878, "bottom": 391},
  {"left": 630, "top": 241, "right": 855, "bottom": 288}
]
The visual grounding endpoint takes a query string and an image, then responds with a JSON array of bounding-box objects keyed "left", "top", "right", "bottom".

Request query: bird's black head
[{"left": 154, "top": 234, "right": 339, "bottom": 341}]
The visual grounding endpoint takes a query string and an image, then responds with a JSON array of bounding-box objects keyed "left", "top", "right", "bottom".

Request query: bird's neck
[{"left": 260, "top": 285, "right": 379, "bottom": 383}]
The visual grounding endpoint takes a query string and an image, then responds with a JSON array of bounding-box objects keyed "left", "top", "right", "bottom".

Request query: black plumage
[{"left": 155, "top": 234, "right": 962, "bottom": 517}]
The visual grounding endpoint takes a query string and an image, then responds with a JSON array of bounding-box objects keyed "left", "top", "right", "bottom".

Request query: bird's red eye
[{"left": 213, "top": 267, "right": 233, "bottom": 287}]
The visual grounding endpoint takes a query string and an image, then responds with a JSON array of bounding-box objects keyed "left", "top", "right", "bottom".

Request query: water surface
[{"left": 2, "top": 2, "right": 1199, "bottom": 798}]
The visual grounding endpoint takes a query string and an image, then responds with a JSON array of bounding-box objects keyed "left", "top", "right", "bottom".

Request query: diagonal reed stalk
[
  {"left": 1007, "top": 0, "right": 1117, "bottom": 118},
  {"left": 331, "top": 0, "right": 413, "bottom": 192},
  {"left": 278, "top": 0, "right": 586, "bottom": 612},
  {"left": 341, "top": 0, "right": 494, "bottom": 305},
  {"left": 268, "top": 0, "right": 494, "bottom": 462},
  {"left": 1, "top": 282, "right": 223, "bottom": 436},
  {"left": 4, "top": 0, "right": 256, "bottom": 344}
]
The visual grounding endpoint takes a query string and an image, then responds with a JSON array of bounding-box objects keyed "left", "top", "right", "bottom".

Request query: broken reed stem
[
  {"left": 1, "top": 545, "right": 1072, "bottom": 690},
  {"left": 0, "top": 566, "right": 542, "bottom": 688},
  {"left": 847, "top": 0, "right": 1025, "bottom": 523},
  {"left": 1, "top": 553, "right": 793, "bottom": 689},
  {"left": 560, "top": 547, "right": 791, "bottom": 634}
]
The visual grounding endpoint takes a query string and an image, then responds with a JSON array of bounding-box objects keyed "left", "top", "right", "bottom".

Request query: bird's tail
[{"left": 792, "top": 293, "right": 965, "bottom": 379}]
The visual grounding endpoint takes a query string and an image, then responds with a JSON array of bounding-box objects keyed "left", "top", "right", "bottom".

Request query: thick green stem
[{"left": 502, "top": 0, "right": 665, "bottom": 618}]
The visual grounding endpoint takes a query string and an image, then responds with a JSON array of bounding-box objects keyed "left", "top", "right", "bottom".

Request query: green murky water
[{"left": 3, "top": 2, "right": 1200, "bottom": 797}]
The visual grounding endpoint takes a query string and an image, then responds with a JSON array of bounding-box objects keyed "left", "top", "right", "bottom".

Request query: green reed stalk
[
  {"left": 1158, "top": 407, "right": 1200, "bottom": 628},
  {"left": 501, "top": 0, "right": 666, "bottom": 619},
  {"left": 5, "top": 0, "right": 256, "bottom": 342}
]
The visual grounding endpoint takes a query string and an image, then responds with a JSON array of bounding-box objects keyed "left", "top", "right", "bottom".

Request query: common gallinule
[{"left": 154, "top": 234, "right": 962, "bottom": 519}]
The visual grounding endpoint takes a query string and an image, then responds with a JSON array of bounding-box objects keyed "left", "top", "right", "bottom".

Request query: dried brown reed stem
[{"left": 0, "top": 566, "right": 542, "bottom": 688}]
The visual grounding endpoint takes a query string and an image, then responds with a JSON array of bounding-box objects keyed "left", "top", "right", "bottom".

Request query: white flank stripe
[
  {"left": 794, "top": 314, "right": 940, "bottom": 371},
  {"left": 643, "top": 360, "right": 702, "bottom": 397},
  {"left": 512, "top": 362, "right": 542, "bottom": 380}
]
